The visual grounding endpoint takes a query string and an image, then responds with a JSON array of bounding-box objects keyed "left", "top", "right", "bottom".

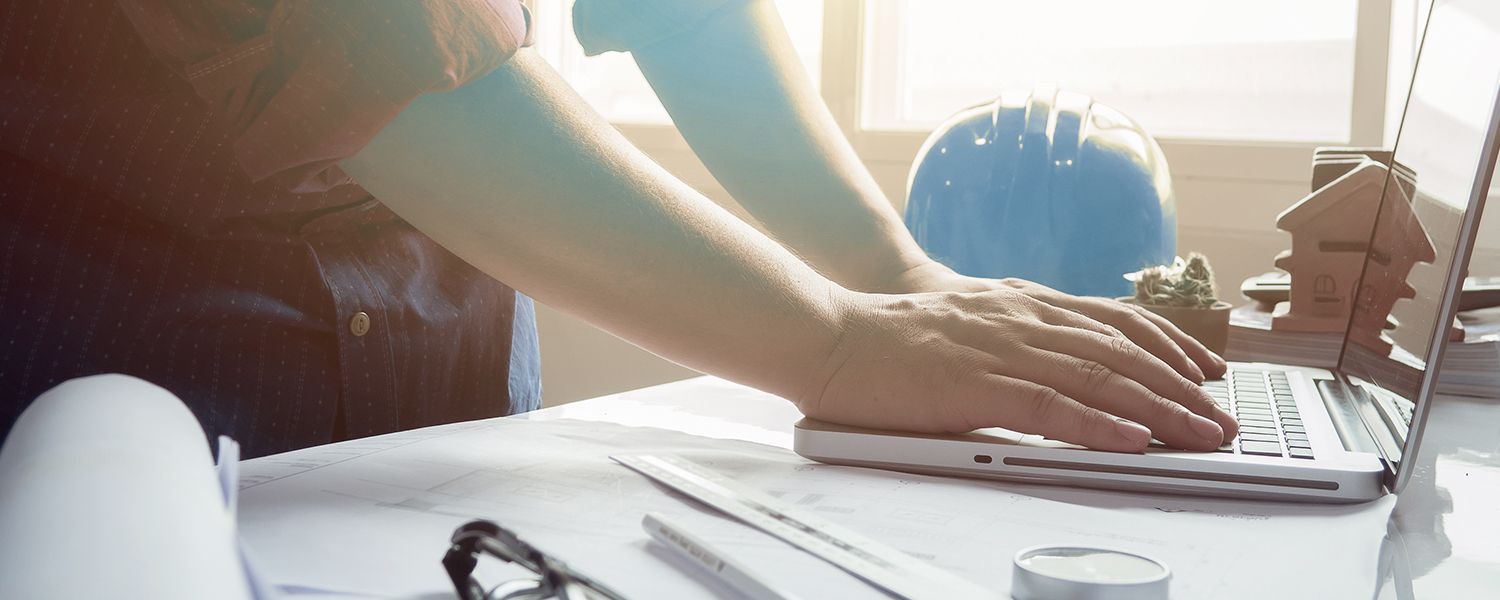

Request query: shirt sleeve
[
  {"left": 572, "top": 0, "right": 748, "bottom": 56},
  {"left": 117, "top": 0, "right": 533, "bottom": 193}
]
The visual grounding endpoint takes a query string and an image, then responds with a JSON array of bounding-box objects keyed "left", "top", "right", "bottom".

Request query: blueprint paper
[{"left": 237, "top": 416, "right": 1395, "bottom": 599}]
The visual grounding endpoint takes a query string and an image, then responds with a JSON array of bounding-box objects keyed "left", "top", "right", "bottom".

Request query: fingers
[
  {"left": 1028, "top": 326, "right": 1239, "bottom": 441},
  {"left": 1127, "top": 304, "right": 1229, "bottom": 379},
  {"left": 1018, "top": 348, "right": 1227, "bottom": 450},
  {"left": 1023, "top": 291, "right": 1211, "bottom": 384},
  {"left": 960, "top": 375, "right": 1153, "bottom": 452},
  {"left": 1071, "top": 300, "right": 1205, "bottom": 383}
]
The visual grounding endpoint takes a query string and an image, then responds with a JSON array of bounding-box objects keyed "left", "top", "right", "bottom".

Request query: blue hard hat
[{"left": 904, "top": 85, "right": 1177, "bottom": 297}]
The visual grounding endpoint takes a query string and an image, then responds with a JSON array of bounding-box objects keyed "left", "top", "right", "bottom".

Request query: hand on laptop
[
  {"left": 874, "top": 260, "right": 1228, "bottom": 384},
  {"left": 798, "top": 279, "right": 1238, "bottom": 453}
]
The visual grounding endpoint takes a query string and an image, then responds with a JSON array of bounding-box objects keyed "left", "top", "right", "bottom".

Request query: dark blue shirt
[{"left": 0, "top": 0, "right": 541, "bottom": 458}]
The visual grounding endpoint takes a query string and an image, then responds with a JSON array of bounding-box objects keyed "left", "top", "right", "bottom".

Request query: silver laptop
[{"left": 794, "top": 0, "right": 1500, "bottom": 503}]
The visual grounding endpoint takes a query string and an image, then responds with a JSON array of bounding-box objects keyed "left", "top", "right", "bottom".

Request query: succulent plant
[{"left": 1130, "top": 253, "right": 1219, "bottom": 308}]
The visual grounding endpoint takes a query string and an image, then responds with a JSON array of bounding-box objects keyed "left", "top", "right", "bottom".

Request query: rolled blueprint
[{"left": 0, "top": 374, "right": 251, "bottom": 600}]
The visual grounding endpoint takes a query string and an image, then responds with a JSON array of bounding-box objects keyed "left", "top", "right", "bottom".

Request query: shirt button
[{"left": 349, "top": 311, "right": 371, "bottom": 337}]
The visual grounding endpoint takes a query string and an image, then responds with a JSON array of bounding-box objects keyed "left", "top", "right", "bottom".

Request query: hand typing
[{"left": 798, "top": 284, "right": 1238, "bottom": 452}]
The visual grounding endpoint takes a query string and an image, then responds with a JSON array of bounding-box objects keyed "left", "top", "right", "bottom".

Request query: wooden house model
[{"left": 1272, "top": 160, "right": 1433, "bottom": 347}]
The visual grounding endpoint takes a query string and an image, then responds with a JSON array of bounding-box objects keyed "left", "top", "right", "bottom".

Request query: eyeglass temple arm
[{"left": 444, "top": 521, "right": 506, "bottom": 600}]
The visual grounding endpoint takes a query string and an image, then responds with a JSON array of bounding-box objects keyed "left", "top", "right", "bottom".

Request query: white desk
[{"left": 238, "top": 376, "right": 1500, "bottom": 599}]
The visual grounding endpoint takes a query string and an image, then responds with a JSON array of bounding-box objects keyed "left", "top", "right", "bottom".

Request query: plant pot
[{"left": 1117, "top": 298, "right": 1234, "bottom": 356}]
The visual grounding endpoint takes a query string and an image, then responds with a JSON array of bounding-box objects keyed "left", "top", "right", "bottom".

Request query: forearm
[
  {"left": 632, "top": 0, "right": 929, "bottom": 292},
  {"left": 340, "top": 50, "right": 845, "bottom": 401}
]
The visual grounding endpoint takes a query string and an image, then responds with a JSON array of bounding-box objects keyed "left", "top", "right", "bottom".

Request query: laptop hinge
[{"left": 1318, "top": 376, "right": 1403, "bottom": 473}]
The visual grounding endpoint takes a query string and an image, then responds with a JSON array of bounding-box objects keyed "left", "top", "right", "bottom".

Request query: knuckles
[
  {"left": 1079, "top": 360, "right": 1116, "bottom": 394},
  {"left": 1022, "top": 386, "right": 1064, "bottom": 426}
]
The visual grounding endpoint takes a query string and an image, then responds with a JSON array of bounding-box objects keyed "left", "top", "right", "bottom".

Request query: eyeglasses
[{"left": 443, "top": 519, "right": 629, "bottom": 600}]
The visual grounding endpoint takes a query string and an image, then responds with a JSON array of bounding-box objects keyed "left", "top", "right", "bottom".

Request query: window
[
  {"left": 526, "top": 1, "right": 1429, "bottom": 176},
  {"left": 528, "top": 0, "right": 824, "bottom": 125},
  {"left": 861, "top": 0, "right": 1361, "bottom": 142}
]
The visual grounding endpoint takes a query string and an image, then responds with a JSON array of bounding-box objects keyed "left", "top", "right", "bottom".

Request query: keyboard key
[
  {"left": 1237, "top": 409, "right": 1273, "bottom": 419},
  {"left": 1240, "top": 432, "right": 1280, "bottom": 443},
  {"left": 1282, "top": 418, "right": 1304, "bottom": 427},
  {"left": 1283, "top": 425, "right": 1305, "bottom": 435},
  {"left": 1239, "top": 441, "right": 1285, "bottom": 456},
  {"left": 1285, "top": 434, "right": 1309, "bottom": 444},
  {"left": 1288, "top": 447, "right": 1315, "bottom": 459},
  {"left": 1215, "top": 443, "right": 1235, "bottom": 453}
]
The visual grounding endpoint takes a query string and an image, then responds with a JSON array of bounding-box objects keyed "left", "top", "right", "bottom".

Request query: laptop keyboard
[{"left": 1202, "top": 367, "right": 1314, "bottom": 459}]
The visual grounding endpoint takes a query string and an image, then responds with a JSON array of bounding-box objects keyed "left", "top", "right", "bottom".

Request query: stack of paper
[
  {"left": 1440, "top": 307, "right": 1500, "bottom": 397},
  {"left": 1226, "top": 304, "right": 1500, "bottom": 399},
  {"left": 1225, "top": 304, "right": 1342, "bottom": 368}
]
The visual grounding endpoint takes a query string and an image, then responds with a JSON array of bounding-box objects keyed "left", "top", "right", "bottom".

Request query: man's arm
[
  {"left": 630, "top": 1, "right": 922, "bottom": 294},
  {"left": 630, "top": 0, "right": 1227, "bottom": 383},
  {"left": 340, "top": 50, "right": 1234, "bottom": 451},
  {"left": 341, "top": 50, "right": 843, "bottom": 400}
]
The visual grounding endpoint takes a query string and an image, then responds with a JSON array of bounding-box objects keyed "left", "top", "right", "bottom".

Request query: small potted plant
[{"left": 1120, "top": 253, "right": 1234, "bottom": 354}]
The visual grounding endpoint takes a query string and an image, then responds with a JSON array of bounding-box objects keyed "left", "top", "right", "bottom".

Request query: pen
[{"left": 642, "top": 512, "right": 801, "bottom": 600}]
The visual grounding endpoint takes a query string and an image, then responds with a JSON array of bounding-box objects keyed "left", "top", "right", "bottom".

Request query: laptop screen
[{"left": 1336, "top": 0, "right": 1500, "bottom": 480}]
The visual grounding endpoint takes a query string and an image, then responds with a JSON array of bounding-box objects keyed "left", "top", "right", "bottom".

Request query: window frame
[{"left": 602, "top": 0, "right": 1406, "bottom": 187}]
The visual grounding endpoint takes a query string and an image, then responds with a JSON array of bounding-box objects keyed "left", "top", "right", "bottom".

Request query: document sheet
[{"left": 239, "top": 414, "right": 1395, "bottom": 599}]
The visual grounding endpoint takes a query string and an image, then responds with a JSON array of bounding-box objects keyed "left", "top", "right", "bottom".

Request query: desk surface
[{"left": 239, "top": 376, "right": 1500, "bottom": 599}]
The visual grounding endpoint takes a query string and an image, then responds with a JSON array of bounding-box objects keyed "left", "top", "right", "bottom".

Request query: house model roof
[{"left": 1276, "top": 160, "right": 1389, "bottom": 230}]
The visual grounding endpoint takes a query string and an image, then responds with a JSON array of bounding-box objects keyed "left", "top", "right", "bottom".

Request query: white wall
[{"left": 537, "top": 136, "right": 1312, "bottom": 407}]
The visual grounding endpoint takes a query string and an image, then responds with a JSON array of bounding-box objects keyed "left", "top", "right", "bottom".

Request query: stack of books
[{"left": 1225, "top": 303, "right": 1500, "bottom": 399}]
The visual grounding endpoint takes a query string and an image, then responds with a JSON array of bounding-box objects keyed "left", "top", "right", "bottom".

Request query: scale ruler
[{"left": 612, "top": 454, "right": 995, "bottom": 600}]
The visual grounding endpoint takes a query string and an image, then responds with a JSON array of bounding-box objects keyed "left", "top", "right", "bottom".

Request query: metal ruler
[{"left": 611, "top": 454, "right": 996, "bottom": 600}]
